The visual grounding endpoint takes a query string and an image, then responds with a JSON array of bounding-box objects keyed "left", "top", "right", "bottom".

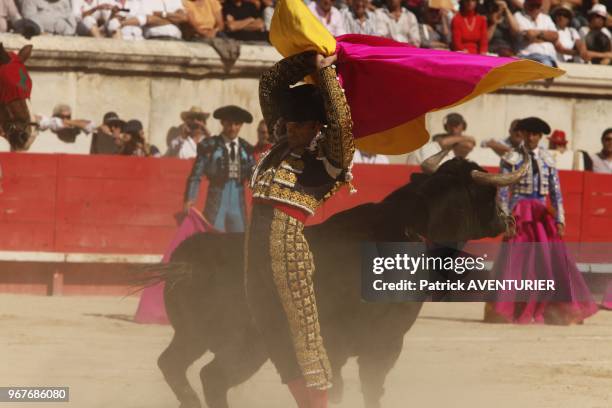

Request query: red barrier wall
[{"left": 1, "top": 153, "right": 611, "bottom": 256}]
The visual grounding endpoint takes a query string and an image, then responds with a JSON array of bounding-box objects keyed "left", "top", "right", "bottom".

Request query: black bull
[{"left": 156, "top": 158, "right": 520, "bottom": 408}]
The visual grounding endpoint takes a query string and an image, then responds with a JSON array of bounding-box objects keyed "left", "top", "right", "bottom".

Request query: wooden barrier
[{"left": 0, "top": 153, "right": 610, "bottom": 295}]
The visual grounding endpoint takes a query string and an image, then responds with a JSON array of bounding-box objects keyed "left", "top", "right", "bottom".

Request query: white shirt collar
[
  {"left": 221, "top": 134, "right": 239, "bottom": 146},
  {"left": 222, "top": 135, "right": 240, "bottom": 162}
]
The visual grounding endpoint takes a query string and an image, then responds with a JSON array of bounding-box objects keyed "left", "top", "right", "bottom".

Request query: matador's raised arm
[
  {"left": 317, "top": 65, "right": 355, "bottom": 174},
  {"left": 259, "top": 51, "right": 318, "bottom": 135}
]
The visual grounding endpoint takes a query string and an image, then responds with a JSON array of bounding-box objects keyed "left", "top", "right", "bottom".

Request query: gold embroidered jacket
[{"left": 252, "top": 51, "right": 355, "bottom": 216}]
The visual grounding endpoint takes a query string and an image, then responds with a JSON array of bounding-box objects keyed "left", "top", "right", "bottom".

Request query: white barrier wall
[{"left": 2, "top": 34, "right": 611, "bottom": 164}]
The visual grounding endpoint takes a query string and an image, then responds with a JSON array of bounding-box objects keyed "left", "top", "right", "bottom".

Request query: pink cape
[
  {"left": 334, "top": 34, "right": 562, "bottom": 154},
  {"left": 133, "top": 209, "right": 216, "bottom": 324},
  {"left": 485, "top": 200, "right": 598, "bottom": 324},
  {"left": 602, "top": 281, "right": 612, "bottom": 310}
]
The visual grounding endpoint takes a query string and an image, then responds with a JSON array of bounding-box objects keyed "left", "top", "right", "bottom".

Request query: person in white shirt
[
  {"left": 36, "top": 104, "right": 96, "bottom": 144},
  {"left": 73, "top": 0, "right": 114, "bottom": 37},
  {"left": 406, "top": 113, "right": 474, "bottom": 165},
  {"left": 106, "top": 0, "right": 147, "bottom": 40},
  {"left": 580, "top": 5, "right": 612, "bottom": 65},
  {"left": 308, "top": 0, "right": 346, "bottom": 36},
  {"left": 353, "top": 149, "right": 390, "bottom": 164},
  {"left": 481, "top": 119, "right": 522, "bottom": 157},
  {"left": 578, "top": 4, "right": 612, "bottom": 41},
  {"left": 592, "top": 128, "right": 612, "bottom": 174},
  {"left": 166, "top": 106, "right": 211, "bottom": 159},
  {"left": 341, "top": 0, "right": 378, "bottom": 35},
  {"left": 513, "top": 0, "right": 559, "bottom": 67},
  {"left": 175, "top": 130, "right": 203, "bottom": 159},
  {"left": 142, "top": 0, "right": 187, "bottom": 40},
  {"left": 376, "top": 0, "right": 421, "bottom": 46},
  {"left": 551, "top": 5, "right": 588, "bottom": 63}
]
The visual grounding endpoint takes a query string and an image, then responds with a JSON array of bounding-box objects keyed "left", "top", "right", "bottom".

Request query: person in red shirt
[
  {"left": 451, "top": 0, "right": 488, "bottom": 54},
  {"left": 253, "top": 119, "right": 273, "bottom": 162}
]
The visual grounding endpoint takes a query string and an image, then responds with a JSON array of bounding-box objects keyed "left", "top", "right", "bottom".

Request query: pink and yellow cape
[{"left": 270, "top": 0, "right": 564, "bottom": 154}]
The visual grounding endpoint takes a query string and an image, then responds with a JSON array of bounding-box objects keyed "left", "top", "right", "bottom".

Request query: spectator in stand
[
  {"left": 106, "top": 0, "right": 147, "bottom": 40},
  {"left": 166, "top": 106, "right": 211, "bottom": 159},
  {"left": 376, "top": 0, "right": 421, "bottom": 46},
  {"left": 435, "top": 113, "right": 476, "bottom": 160},
  {"left": 419, "top": 5, "right": 451, "bottom": 49},
  {"left": 342, "top": 0, "right": 379, "bottom": 35},
  {"left": 575, "top": 0, "right": 603, "bottom": 27},
  {"left": 452, "top": 0, "right": 489, "bottom": 54},
  {"left": 581, "top": 4, "right": 612, "bottom": 65},
  {"left": 482, "top": 119, "right": 522, "bottom": 157},
  {"left": 405, "top": 0, "right": 426, "bottom": 21},
  {"left": 262, "top": 0, "right": 274, "bottom": 31},
  {"left": 406, "top": 113, "right": 475, "bottom": 165},
  {"left": 514, "top": 0, "right": 559, "bottom": 67},
  {"left": 552, "top": 4, "right": 589, "bottom": 62},
  {"left": 73, "top": 0, "right": 114, "bottom": 37},
  {"left": 353, "top": 149, "right": 390, "bottom": 164},
  {"left": 120, "top": 119, "right": 161, "bottom": 157},
  {"left": 90, "top": 111, "right": 126, "bottom": 155},
  {"left": 0, "top": 0, "right": 40, "bottom": 38},
  {"left": 223, "top": 0, "right": 267, "bottom": 41},
  {"left": 21, "top": 0, "right": 77, "bottom": 35},
  {"left": 0, "top": 0, "right": 19, "bottom": 33},
  {"left": 485, "top": 0, "right": 520, "bottom": 56},
  {"left": 547, "top": 129, "right": 577, "bottom": 170},
  {"left": 36, "top": 104, "right": 96, "bottom": 144},
  {"left": 545, "top": 0, "right": 583, "bottom": 16},
  {"left": 334, "top": 0, "right": 350, "bottom": 11},
  {"left": 308, "top": 0, "right": 346, "bottom": 36},
  {"left": 142, "top": 0, "right": 187, "bottom": 40},
  {"left": 253, "top": 119, "right": 272, "bottom": 162},
  {"left": 592, "top": 128, "right": 612, "bottom": 174},
  {"left": 182, "top": 0, "right": 224, "bottom": 39}
]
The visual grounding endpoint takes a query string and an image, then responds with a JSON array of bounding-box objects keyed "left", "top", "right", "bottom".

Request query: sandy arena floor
[{"left": 0, "top": 294, "right": 611, "bottom": 408}]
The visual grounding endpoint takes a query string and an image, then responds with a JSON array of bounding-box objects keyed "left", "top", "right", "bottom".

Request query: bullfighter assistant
[{"left": 245, "top": 50, "right": 354, "bottom": 407}]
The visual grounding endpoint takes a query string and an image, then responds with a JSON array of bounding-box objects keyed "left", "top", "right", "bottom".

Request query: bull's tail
[{"left": 126, "top": 262, "right": 193, "bottom": 297}]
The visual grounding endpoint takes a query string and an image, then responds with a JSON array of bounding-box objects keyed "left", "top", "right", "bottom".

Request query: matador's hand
[{"left": 316, "top": 54, "right": 338, "bottom": 71}]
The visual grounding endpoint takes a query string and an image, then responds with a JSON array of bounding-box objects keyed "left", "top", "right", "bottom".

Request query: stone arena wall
[{"left": 1, "top": 33, "right": 611, "bottom": 164}]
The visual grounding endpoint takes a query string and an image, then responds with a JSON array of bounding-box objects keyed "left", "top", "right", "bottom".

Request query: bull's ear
[
  {"left": 0, "top": 43, "right": 10, "bottom": 65},
  {"left": 18, "top": 45, "right": 33, "bottom": 64}
]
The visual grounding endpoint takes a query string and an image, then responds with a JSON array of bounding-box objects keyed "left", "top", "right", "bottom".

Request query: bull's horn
[
  {"left": 471, "top": 146, "right": 530, "bottom": 187},
  {"left": 421, "top": 148, "right": 451, "bottom": 175}
]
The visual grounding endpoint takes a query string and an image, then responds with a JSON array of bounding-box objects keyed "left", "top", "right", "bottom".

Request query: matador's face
[{"left": 286, "top": 121, "right": 322, "bottom": 148}]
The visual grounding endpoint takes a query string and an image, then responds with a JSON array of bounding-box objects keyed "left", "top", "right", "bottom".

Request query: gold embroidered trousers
[{"left": 245, "top": 203, "right": 332, "bottom": 389}]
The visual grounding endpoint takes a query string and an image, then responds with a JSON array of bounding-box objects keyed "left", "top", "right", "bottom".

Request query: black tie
[
  {"left": 529, "top": 151, "right": 539, "bottom": 175},
  {"left": 230, "top": 141, "right": 236, "bottom": 161}
]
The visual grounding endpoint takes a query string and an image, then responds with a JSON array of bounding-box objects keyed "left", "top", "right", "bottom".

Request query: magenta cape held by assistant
[
  {"left": 334, "top": 34, "right": 563, "bottom": 154},
  {"left": 134, "top": 208, "right": 216, "bottom": 325}
]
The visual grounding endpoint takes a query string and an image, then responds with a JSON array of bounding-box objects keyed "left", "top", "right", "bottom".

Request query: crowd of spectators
[
  {"left": 30, "top": 102, "right": 612, "bottom": 174},
  {"left": 406, "top": 111, "right": 612, "bottom": 173},
  {"left": 0, "top": 0, "right": 610, "bottom": 65},
  {"left": 34, "top": 104, "right": 162, "bottom": 156}
]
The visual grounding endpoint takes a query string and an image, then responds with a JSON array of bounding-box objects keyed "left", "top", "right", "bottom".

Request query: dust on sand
[{"left": 0, "top": 294, "right": 610, "bottom": 408}]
